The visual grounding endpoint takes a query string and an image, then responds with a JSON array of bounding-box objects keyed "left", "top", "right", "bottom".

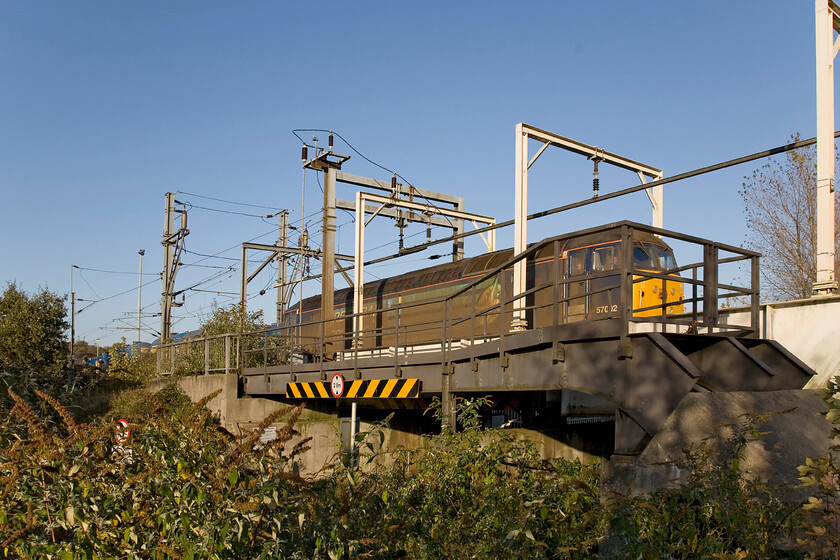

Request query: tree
[
  {"left": 740, "top": 135, "right": 840, "bottom": 301},
  {"left": 0, "top": 282, "right": 68, "bottom": 380},
  {"left": 200, "top": 301, "right": 264, "bottom": 336}
]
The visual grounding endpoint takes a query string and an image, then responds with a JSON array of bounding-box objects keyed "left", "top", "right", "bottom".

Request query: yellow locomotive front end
[{"left": 632, "top": 242, "right": 684, "bottom": 317}]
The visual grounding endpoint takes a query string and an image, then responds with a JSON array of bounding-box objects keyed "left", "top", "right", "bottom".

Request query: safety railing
[
  {"left": 232, "top": 220, "right": 759, "bottom": 373},
  {"left": 156, "top": 332, "right": 240, "bottom": 376}
]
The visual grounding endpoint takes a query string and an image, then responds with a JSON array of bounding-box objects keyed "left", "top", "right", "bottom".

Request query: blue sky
[{"left": 0, "top": 1, "right": 832, "bottom": 346}]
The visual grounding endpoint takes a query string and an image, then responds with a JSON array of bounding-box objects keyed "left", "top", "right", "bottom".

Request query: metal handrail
[{"left": 228, "top": 221, "right": 761, "bottom": 373}]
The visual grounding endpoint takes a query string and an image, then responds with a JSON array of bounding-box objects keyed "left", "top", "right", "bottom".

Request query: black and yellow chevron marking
[{"left": 286, "top": 378, "right": 420, "bottom": 399}]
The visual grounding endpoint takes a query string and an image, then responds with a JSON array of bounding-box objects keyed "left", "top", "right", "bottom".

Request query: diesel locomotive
[{"left": 282, "top": 227, "right": 684, "bottom": 354}]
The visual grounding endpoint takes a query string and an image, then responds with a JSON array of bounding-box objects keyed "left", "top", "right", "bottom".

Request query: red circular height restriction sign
[{"left": 330, "top": 373, "right": 345, "bottom": 398}]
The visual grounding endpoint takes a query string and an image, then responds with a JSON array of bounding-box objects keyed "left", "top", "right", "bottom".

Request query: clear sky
[{"left": 0, "top": 1, "right": 834, "bottom": 346}]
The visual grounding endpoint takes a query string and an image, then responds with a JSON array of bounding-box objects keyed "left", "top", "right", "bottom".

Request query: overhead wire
[
  {"left": 77, "top": 270, "right": 102, "bottom": 300},
  {"left": 180, "top": 191, "right": 285, "bottom": 211},
  {"left": 74, "top": 266, "right": 158, "bottom": 276},
  {"left": 184, "top": 202, "right": 273, "bottom": 219}
]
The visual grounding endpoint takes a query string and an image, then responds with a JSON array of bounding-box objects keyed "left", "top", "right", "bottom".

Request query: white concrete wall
[{"left": 719, "top": 295, "right": 840, "bottom": 388}]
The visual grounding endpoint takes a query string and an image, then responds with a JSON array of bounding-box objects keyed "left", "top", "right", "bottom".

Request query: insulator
[
  {"left": 328, "top": 132, "right": 334, "bottom": 152},
  {"left": 302, "top": 145, "right": 308, "bottom": 162},
  {"left": 391, "top": 174, "right": 397, "bottom": 195},
  {"left": 427, "top": 222, "right": 432, "bottom": 242},
  {"left": 593, "top": 177, "right": 600, "bottom": 197}
]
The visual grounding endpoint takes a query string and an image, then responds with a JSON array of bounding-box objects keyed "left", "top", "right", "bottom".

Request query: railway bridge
[{"left": 159, "top": 222, "right": 815, "bottom": 458}]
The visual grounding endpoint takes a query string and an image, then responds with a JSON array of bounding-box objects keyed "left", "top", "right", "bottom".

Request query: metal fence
[
  {"left": 156, "top": 332, "right": 240, "bottom": 376},
  {"left": 161, "top": 221, "right": 760, "bottom": 377},
  {"left": 232, "top": 221, "right": 760, "bottom": 374}
]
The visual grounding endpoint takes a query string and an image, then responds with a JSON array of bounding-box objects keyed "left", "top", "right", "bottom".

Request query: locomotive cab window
[
  {"left": 632, "top": 244, "right": 658, "bottom": 269},
  {"left": 568, "top": 249, "right": 586, "bottom": 277},
  {"left": 591, "top": 245, "right": 619, "bottom": 272},
  {"left": 642, "top": 243, "right": 678, "bottom": 271}
]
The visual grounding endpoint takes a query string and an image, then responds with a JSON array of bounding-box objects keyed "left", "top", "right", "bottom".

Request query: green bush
[
  {"left": 606, "top": 414, "right": 801, "bottom": 559},
  {"left": 0, "top": 282, "right": 68, "bottom": 383},
  {"left": 296, "top": 397, "right": 605, "bottom": 559},
  {"left": 107, "top": 340, "right": 158, "bottom": 385},
  {"left": 795, "top": 377, "right": 840, "bottom": 559},
  {"left": 0, "top": 387, "right": 314, "bottom": 559},
  {"left": 4, "top": 386, "right": 837, "bottom": 559}
]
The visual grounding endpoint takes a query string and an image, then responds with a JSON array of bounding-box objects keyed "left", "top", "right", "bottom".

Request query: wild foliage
[
  {"left": 201, "top": 301, "right": 264, "bottom": 337},
  {"left": 3, "top": 381, "right": 839, "bottom": 558},
  {"left": 349, "top": 397, "right": 605, "bottom": 558},
  {"left": 796, "top": 377, "right": 840, "bottom": 558},
  {"left": 0, "top": 282, "right": 68, "bottom": 382},
  {"left": 0, "top": 384, "right": 315, "bottom": 559},
  {"left": 606, "top": 413, "right": 800, "bottom": 559},
  {"left": 106, "top": 339, "right": 158, "bottom": 385},
  {"left": 0, "top": 389, "right": 605, "bottom": 559}
]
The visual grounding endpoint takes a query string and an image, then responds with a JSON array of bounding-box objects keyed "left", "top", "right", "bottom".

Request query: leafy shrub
[
  {"left": 0, "top": 387, "right": 314, "bottom": 559},
  {"left": 606, "top": 414, "right": 800, "bottom": 559},
  {"left": 796, "top": 377, "right": 840, "bottom": 558},
  {"left": 300, "top": 397, "right": 605, "bottom": 559},
  {"left": 5, "top": 384, "right": 836, "bottom": 559},
  {"left": 107, "top": 340, "right": 158, "bottom": 385}
]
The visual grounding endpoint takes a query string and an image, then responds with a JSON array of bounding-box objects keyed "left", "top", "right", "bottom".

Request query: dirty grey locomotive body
[{"left": 281, "top": 228, "right": 681, "bottom": 356}]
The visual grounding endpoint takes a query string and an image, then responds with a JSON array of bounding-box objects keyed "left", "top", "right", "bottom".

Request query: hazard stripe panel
[{"left": 286, "top": 378, "right": 420, "bottom": 399}]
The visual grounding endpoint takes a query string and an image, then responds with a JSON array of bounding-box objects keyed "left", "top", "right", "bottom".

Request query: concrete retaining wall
[
  {"left": 719, "top": 295, "right": 840, "bottom": 388},
  {"left": 601, "top": 390, "right": 835, "bottom": 500},
  {"left": 150, "top": 375, "right": 602, "bottom": 473}
]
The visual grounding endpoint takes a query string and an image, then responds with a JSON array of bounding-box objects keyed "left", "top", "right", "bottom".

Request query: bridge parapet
[
  {"left": 156, "top": 222, "right": 816, "bottom": 457},
  {"left": 237, "top": 221, "right": 761, "bottom": 376}
]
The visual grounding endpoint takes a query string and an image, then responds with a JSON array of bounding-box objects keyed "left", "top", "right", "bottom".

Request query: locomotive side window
[
  {"left": 591, "top": 245, "right": 619, "bottom": 272},
  {"left": 568, "top": 249, "right": 586, "bottom": 277}
]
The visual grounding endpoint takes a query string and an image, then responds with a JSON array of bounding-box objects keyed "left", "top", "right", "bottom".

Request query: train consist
[{"left": 281, "top": 227, "right": 684, "bottom": 354}]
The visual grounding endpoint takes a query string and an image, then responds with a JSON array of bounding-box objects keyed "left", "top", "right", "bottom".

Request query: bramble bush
[{"left": 0, "top": 390, "right": 604, "bottom": 559}]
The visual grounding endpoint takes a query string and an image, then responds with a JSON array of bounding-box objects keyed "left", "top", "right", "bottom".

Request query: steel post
[
  {"left": 512, "top": 123, "right": 528, "bottom": 330},
  {"left": 161, "top": 193, "right": 176, "bottom": 342},
  {"left": 323, "top": 167, "right": 337, "bottom": 332},
  {"left": 277, "top": 210, "right": 290, "bottom": 322},
  {"left": 814, "top": 0, "right": 839, "bottom": 294}
]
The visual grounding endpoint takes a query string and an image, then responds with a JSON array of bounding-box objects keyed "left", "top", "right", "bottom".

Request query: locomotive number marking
[{"left": 595, "top": 305, "right": 618, "bottom": 314}]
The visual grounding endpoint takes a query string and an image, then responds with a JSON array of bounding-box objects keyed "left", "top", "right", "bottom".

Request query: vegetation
[
  {"left": 2, "top": 285, "right": 840, "bottom": 558},
  {"left": 3, "top": 376, "right": 840, "bottom": 559},
  {"left": 607, "top": 414, "right": 799, "bottom": 559},
  {"left": 796, "top": 377, "right": 840, "bottom": 559},
  {"left": 740, "top": 136, "right": 840, "bottom": 300},
  {"left": 201, "top": 301, "right": 264, "bottom": 337},
  {"left": 107, "top": 339, "right": 157, "bottom": 385},
  {"left": 0, "top": 282, "right": 68, "bottom": 382}
]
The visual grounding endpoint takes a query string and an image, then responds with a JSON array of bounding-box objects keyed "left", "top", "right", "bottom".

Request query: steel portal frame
[{"left": 512, "top": 124, "right": 663, "bottom": 330}]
